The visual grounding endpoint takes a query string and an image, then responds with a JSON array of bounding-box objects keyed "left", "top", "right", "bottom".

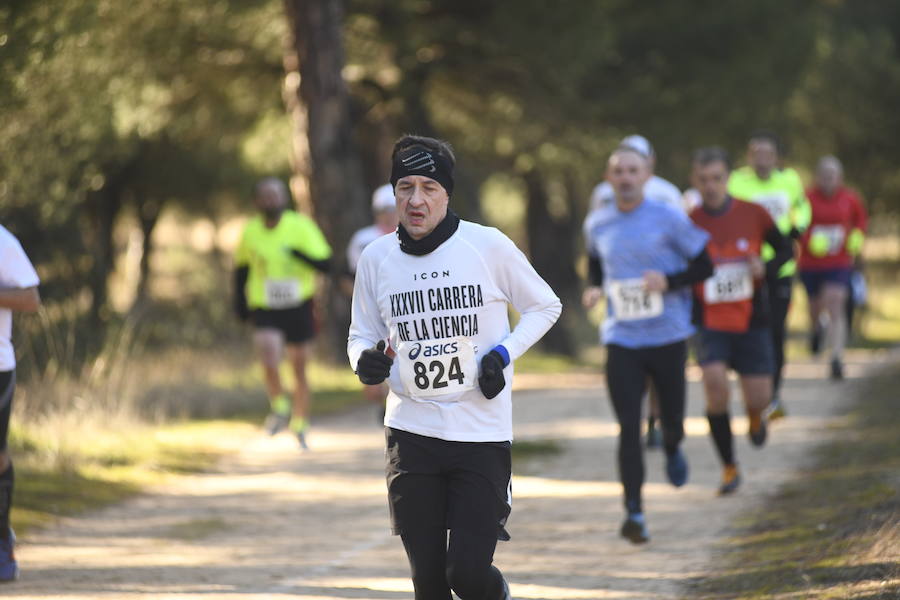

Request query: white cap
[
  {"left": 371, "top": 184, "right": 396, "bottom": 212},
  {"left": 620, "top": 134, "right": 654, "bottom": 158}
]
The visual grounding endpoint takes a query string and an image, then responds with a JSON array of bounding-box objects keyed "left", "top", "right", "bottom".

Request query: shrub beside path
[{"left": 7, "top": 352, "right": 893, "bottom": 599}]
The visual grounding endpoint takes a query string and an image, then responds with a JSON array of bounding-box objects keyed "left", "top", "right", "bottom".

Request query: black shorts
[
  {"left": 251, "top": 300, "right": 316, "bottom": 344},
  {"left": 800, "top": 267, "right": 852, "bottom": 298},
  {"left": 0, "top": 371, "right": 13, "bottom": 452},
  {"left": 694, "top": 327, "right": 774, "bottom": 375},
  {"left": 385, "top": 427, "right": 512, "bottom": 541}
]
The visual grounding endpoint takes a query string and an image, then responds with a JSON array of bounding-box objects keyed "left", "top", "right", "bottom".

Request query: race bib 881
[{"left": 704, "top": 263, "right": 753, "bottom": 304}]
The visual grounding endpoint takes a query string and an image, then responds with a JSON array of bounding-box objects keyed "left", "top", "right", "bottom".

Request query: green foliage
[
  {"left": 0, "top": 0, "right": 287, "bottom": 332},
  {"left": 4, "top": 0, "right": 900, "bottom": 372},
  {"left": 790, "top": 1, "right": 900, "bottom": 214}
]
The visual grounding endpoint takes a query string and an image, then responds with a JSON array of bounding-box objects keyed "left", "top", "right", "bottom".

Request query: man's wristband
[{"left": 492, "top": 345, "right": 510, "bottom": 367}]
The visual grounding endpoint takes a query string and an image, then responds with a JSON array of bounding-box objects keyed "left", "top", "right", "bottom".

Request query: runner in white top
[
  {"left": 0, "top": 224, "right": 42, "bottom": 581},
  {"left": 349, "top": 135, "right": 560, "bottom": 600},
  {"left": 345, "top": 184, "right": 399, "bottom": 420},
  {"left": 585, "top": 134, "right": 684, "bottom": 449},
  {"left": 587, "top": 134, "right": 684, "bottom": 213},
  {"left": 346, "top": 183, "right": 398, "bottom": 274}
]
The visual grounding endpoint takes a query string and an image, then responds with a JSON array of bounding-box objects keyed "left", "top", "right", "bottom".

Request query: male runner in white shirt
[
  {"left": 0, "top": 224, "right": 42, "bottom": 581},
  {"left": 349, "top": 135, "right": 561, "bottom": 600}
]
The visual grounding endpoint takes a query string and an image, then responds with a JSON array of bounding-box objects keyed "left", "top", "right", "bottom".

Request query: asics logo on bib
[
  {"left": 401, "top": 151, "right": 436, "bottom": 173},
  {"left": 408, "top": 341, "right": 459, "bottom": 360}
]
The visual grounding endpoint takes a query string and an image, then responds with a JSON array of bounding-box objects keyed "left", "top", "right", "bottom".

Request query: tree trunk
[
  {"left": 523, "top": 168, "right": 582, "bottom": 357},
  {"left": 84, "top": 181, "right": 124, "bottom": 332},
  {"left": 131, "top": 196, "right": 163, "bottom": 311},
  {"left": 392, "top": 65, "right": 483, "bottom": 221},
  {"left": 284, "top": 0, "right": 368, "bottom": 363}
]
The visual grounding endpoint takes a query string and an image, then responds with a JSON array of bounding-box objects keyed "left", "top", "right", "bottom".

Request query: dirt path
[{"left": 7, "top": 352, "right": 893, "bottom": 599}]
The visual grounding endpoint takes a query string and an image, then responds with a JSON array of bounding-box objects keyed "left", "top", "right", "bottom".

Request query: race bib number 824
[{"left": 398, "top": 338, "right": 478, "bottom": 400}]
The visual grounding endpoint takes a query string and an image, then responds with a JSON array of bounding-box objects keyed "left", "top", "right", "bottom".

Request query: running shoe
[
  {"left": 665, "top": 448, "right": 689, "bottom": 487},
  {"left": 291, "top": 416, "right": 310, "bottom": 451},
  {"left": 765, "top": 396, "right": 787, "bottom": 421},
  {"left": 263, "top": 412, "right": 290, "bottom": 436},
  {"left": 748, "top": 413, "right": 767, "bottom": 447},
  {"left": 718, "top": 464, "right": 742, "bottom": 496},
  {"left": 296, "top": 428, "right": 309, "bottom": 451},
  {"left": 0, "top": 528, "right": 18, "bottom": 582},
  {"left": 830, "top": 358, "right": 844, "bottom": 381},
  {"left": 620, "top": 512, "right": 650, "bottom": 544},
  {"left": 645, "top": 422, "right": 662, "bottom": 450}
]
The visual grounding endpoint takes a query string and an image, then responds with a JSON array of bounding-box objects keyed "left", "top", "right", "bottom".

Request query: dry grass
[{"left": 688, "top": 365, "right": 900, "bottom": 600}]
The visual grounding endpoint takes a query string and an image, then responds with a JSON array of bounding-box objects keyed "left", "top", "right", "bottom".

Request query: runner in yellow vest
[
  {"left": 234, "top": 177, "right": 332, "bottom": 449},
  {"left": 728, "top": 131, "right": 811, "bottom": 420}
]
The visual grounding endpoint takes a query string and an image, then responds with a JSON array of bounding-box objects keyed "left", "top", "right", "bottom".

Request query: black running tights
[
  {"left": 768, "top": 277, "right": 793, "bottom": 395},
  {"left": 606, "top": 341, "right": 688, "bottom": 512},
  {"left": 401, "top": 526, "right": 505, "bottom": 600}
]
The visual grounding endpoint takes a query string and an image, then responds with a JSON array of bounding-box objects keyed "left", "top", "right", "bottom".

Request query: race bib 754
[{"left": 607, "top": 278, "right": 663, "bottom": 321}]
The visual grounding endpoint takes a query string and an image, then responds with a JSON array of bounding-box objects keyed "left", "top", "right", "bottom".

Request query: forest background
[{"left": 3, "top": 0, "right": 900, "bottom": 399}]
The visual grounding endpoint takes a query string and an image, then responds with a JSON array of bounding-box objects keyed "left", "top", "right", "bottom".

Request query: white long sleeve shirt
[
  {"left": 348, "top": 220, "right": 561, "bottom": 442},
  {"left": 0, "top": 225, "right": 40, "bottom": 372}
]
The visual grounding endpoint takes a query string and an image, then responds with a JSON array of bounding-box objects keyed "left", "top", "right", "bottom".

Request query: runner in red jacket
[
  {"left": 799, "top": 156, "right": 867, "bottom": 380},
  {"left": 688, "top": 148, "right": 792, "bottom": 495}
]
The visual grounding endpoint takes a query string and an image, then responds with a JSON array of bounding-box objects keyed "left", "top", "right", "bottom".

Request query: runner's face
[
  {"left": 607, "top": 151, "right": 649, "bottom": 206},
  {"left": 255, "top": 182, "right": 288, "bottom": 220},
  {"left": 816, "top": 162, "right": 842, "bottom": 195},
  {"left": 692, "top": 160, "right": 729, "bottom": 209},
  {"left": 748, "top": 139, "right": 778, "bottom": 177},
  {"left": 395, "top": 175, "right": 449, "bottom": 239}
]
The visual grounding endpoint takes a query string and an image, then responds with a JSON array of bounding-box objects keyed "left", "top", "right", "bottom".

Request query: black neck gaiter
[{"left": 397, "top": 210, "right": 460, "bottom": 256}]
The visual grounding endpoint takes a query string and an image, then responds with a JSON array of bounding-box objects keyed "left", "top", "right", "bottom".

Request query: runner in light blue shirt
[
  {"left": 584, "top": 198, "right": 709, "bottom": 348},
  {"left": 582, "top": 146, "right": 713, "bottom": 545}
]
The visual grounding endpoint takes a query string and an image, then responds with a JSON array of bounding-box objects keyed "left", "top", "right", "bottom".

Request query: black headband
[{"left": 390, "top": 147, "right": 454, "bottom": 196}]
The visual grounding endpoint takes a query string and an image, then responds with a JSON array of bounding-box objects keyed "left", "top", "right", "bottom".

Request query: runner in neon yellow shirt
[
  {"left": 233, "top": 177, "right": 332, "bottom": 449},
  {"left": 727, "top": 131, "right": 810, "bottom": 419}
]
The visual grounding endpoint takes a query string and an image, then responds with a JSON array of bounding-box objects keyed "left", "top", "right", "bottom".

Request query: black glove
[
  {"left": 478, "top": 350, "right": 506, "bottom": 399},
  {"left": 234, "top": 266, "right": 250, "bottom": 322},
  {"left": 236, "top": 301, "right": 250, "bottom": 322},
  {"left": 356, "top": 340, "right": 393, "bottom": 385}
]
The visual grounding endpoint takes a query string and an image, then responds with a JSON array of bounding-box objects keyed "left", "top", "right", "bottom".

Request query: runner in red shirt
[
  {"left": 799, "top": 156, "right": 867, "bottom": 380},
  {"left": 688, "top": 148, "right": 792, "bottom": 495}
]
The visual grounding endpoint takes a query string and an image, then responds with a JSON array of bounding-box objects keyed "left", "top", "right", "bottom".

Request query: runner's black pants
[
  {"left": 768, "top": 276, "right": 793, "bottom": 396},
  {"left": 0, "top": 370, "right": 14, "bottom": 541},
  {"left": 606, "top": 341, "right": 687, "bottom": 513},
  {"left": 386, "top": 428, "right": 511, "bottom": 600}
]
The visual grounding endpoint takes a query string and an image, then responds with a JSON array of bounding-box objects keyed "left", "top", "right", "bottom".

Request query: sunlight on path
[{"left": 6, "top": 354, "right": 894, "bottom": 599}]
